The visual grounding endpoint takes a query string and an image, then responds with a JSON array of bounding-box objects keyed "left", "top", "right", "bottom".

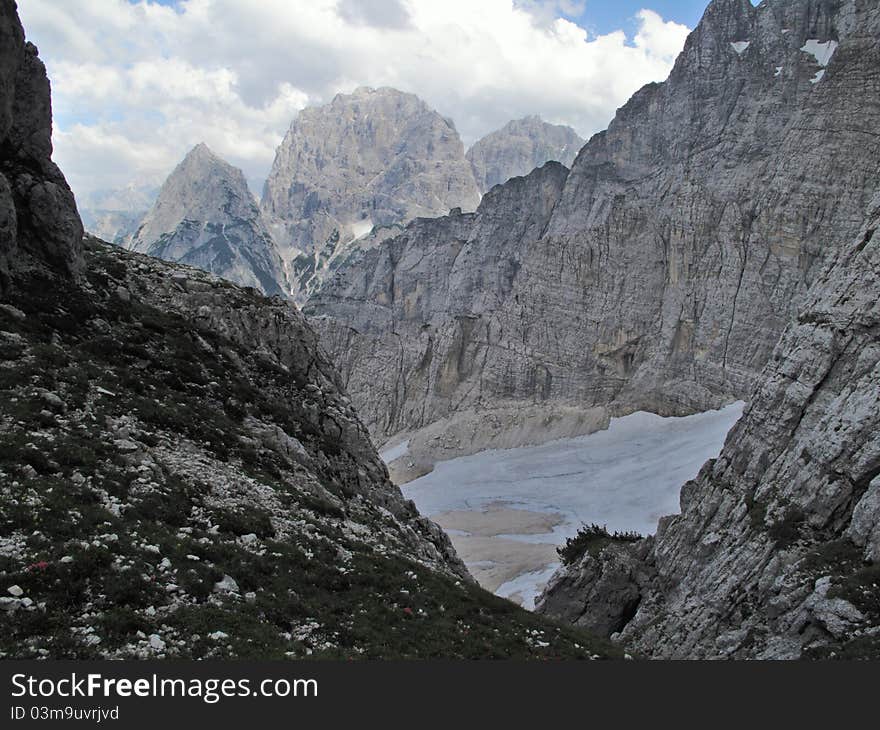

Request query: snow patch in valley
[
  {"left": 730, "top": 41, "right": 751, "bottom": 55},
  {"left": 801, "top": 39, "right": 838, "bottom": 67},
  {"left": 811, "top": 69, "right": 826, "bottom": 84},
  {"left": 402, "top": 402, "right": 745, "bottom": 609}
]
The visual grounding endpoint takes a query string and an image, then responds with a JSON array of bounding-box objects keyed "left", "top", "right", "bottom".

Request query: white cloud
[{"left": 18, "top": 0, "right": 691, "bottom": 202}]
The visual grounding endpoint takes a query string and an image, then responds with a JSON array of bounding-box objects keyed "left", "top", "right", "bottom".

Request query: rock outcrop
[
  {"left": 129, "top": 144, "right": 287, "bottom": 297},
  {"left": 308, "top": 0, "right": 880, "bottom": 469},
  {"left": 261, "top": 87, "right": 481, "bottom": 298},
  {"left": 0, "top": 1, "right": 615, "bottom": 659},
  {"left": 537, "top": 190, "right": 880, "bottom": 659},
  {"left": 306, "top": 162, "right": 609, "bottom": 477},
  {"left": 0, "top": 0, "right": 82, "bottom": 292},
  {"left": 466, "top": 115, "right": 583, "bottom": 193}
]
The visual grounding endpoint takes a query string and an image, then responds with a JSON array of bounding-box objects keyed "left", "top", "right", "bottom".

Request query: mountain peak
[
  {"left": 178, "top": 142, "right": 231, "bottom": 175},
  {"left": 186, "top": 141, "right": 216, "bottom": 159},
  {"left": 261, "top": 85, "right": 480, "bottom": 276},
  {"left": 129, "top": 147, "right": 287, "bottom": 296},
  {"left": 467, "top": 116, "right": 584, "bottom": 192}
]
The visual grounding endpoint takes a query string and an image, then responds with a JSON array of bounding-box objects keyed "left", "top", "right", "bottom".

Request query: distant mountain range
[{"left": 82, "top": 92, "right": 583, "bottom": 299}]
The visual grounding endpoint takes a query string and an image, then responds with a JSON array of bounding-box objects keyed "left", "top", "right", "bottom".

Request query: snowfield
[{"left": 400, "top": 402, "right": 745, "bottom": 609}]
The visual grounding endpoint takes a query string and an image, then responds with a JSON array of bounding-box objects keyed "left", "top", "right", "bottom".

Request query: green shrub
[{"left": 557, "top": 523, "right": 642, "bottom": 564}]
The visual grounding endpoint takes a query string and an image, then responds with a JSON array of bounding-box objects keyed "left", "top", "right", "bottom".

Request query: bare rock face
[
  {"left": 466, "top": 115, "right": 583, "bottom": 193},
  {"left": 306, "top": 161, "right": 577, "bottom": 463},
  {"left": 0, "top": 3, "right": 617, "bottom": 659},
  {"left": 260, "top": 87, "right": 481, "bottom": 282},
  {"left": 538, "top": 191, "right": 880, "bottom": 659},
  {"left": 309, "top": 0, "right": 880, "bottom": 461},
  {"left": 129, "top": 144, "right": 287, "bottom": 297},
  {"left": 0, "top": 0, "right": 82, "bottom": 292}
]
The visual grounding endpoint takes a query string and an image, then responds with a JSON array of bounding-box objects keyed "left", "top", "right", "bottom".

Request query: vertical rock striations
[
  {"left": 306, "top": 162, "right": 594, "bottom": 474},
  {"left": 129, "top": 144, "right": 288, "bottom": 297},
  {"left": 538, "top": 191, "right": 880, "bottom": 659},
  {"left": 309, "top": 0, "right": 880, "bottom": 464},
  {"left": 466, "top": 115, "right": 583, "bottom": 193},
  {"left": 0, "top": 1, "right": 617, "bottom": 659},
  {"left": 261, "top": 86, "right": 481, "bottom": 298}
]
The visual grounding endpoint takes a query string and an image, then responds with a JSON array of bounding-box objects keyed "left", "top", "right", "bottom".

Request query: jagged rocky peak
[
  {"left": 129, "top": 143, "right": 288, "bottom": 297},
  {"left": 260, "top": 86, "right": 481, "bottom": 266},
  {"left": 537, "top": 189, "right": 880, "bottom": 659},
  {"left": 308, "top": 0, "right": 880, "bottom": 472},
  {"left": 0, "top": 0, "right": 82, "bottom": 291},
  {"left": 466, "top": 115, "right": 584, "bottom": 193},
  {"left": 0, "top": 2, "right": 619, "bottom": 658}
]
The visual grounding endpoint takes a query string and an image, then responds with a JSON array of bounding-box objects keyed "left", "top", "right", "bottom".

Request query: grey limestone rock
[
  {"left": 309, "top": 0, "right": 880, "bottom": 462},
  {"left": 306, "top": 161, "right": 575, "bottom": 450},
  {"left": 0, "top": 0, "right": 82, "bottom": 292},
  {"left": 129, "top": 143, "right": 287, "bottom": 297},
  {"left": 466, "top": 115, "right": 583, "bottom": 193},
  {"left": 537, "top": 189, "right": 880, "bottom": 659},
  {"left": 261, "top": 87, "right": 481, "bottom": 277}
]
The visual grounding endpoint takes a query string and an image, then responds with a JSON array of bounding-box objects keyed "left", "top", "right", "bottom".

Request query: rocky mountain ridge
[
  {"left": 128, "top": 143, "right": 288, "bottom": 297},
  {"left": 260, "top": 90, "right": 590, "bottom": 302},
  {"left": 88, "top": 96, "right": 589, "bottom": 303},
  {"left": 308, "top": 0, "right": 880, "bottom": 476},
  {"left": 260, "top": 87, "right": 481, "bottom": 295},
  {"left": 0, "top": 0, "right": 615, "bottom": 659},
  {"left": 536, "top": 188, "right": 880, "bottom": 659}
]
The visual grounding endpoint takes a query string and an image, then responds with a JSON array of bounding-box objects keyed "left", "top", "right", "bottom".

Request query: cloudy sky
[{"left": 18, "top": 0, "right": 711, "bottom": 206}]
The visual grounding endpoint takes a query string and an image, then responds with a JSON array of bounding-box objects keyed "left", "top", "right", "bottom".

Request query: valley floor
[{"left": 396, "top": 402, "right": 745, "bottom": 608}]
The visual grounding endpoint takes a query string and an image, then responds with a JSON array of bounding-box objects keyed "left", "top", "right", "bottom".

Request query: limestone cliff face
[
  {"left": 306, "top": 162, "right": 587, "bottom": 473},
  {"left": 538, "top": 0, "right": 880, "bottom": 417},
  {"left": 0, "top": 0, "right": 82, "bottom": 292},
  {"left": 260, "top": 87, "right": 481, "bottom": 275},
  {"left": 466, "top": 115, "right": 583, "bottom": 193},
  {"left": 0, "top": 2, "right": 616, "bottom": 659},
  {"left": 537, "top": 191, "right": 880, "bottom": 659},
  {"left": 129, "top": 144, "right": 287, "bottom": 297},
  {"left": 309, "top": 0, "right": 880, "bottom": 462}
]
